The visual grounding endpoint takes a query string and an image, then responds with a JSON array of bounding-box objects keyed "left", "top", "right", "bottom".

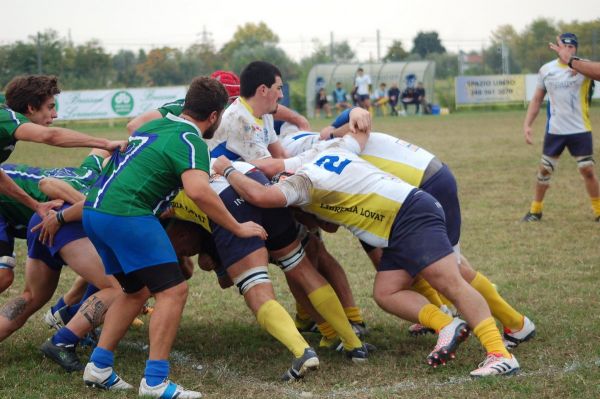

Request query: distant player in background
[{"left": 522, "top": 32, "right": 599, "bottom": 222}]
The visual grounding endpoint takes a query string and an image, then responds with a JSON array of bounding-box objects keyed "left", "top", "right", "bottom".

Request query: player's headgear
[
  {"left": 210, "top": 70, "right": 240, "bottom": 100},
  {"left": 559, "top": 33, "right": 578, "bottom": 48}
]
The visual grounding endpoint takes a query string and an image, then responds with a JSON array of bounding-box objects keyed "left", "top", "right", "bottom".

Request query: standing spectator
[
  {"left": 388, "top": 82, "right": 400, "bottom": 116},
  {"left": 522, "top": 32, "right": 600, "bottom": 222},
  {"left": 332, "top": 82, "right": 350, "bottom": 112},
  {"left": 314, "top": 88, "right": 332, "bottom": 118},
  {"left": 353, "top": 68, "right": 372, "bottom": 110},
  {"left": 373, "top": 83, "right": 389, "bottom": 116}
]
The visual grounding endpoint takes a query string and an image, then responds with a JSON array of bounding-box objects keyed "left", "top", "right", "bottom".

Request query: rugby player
[{"left": 213, "top": 129, "right": 521, "bottom": 377}]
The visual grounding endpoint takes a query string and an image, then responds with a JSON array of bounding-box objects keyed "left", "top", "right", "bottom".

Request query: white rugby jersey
[
  {"left": 537, "top": 59, "right": 593, "bottom": 135},
  {"left": 282, "top": 132, "right": 436, "bottom": 187},
  {"left": 209, "top": 97, "right": 278, "bottom": 160},
  {"left": 170, "top": 161, "right": 256, "bottom": 232},
  {"left": 279, "top": 136, "right": 416, "bottom": 248}
]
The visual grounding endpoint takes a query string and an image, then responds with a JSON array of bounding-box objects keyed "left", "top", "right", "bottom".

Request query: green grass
[{"left": 2, "top": 110, "right": 600, "bottom": 398}]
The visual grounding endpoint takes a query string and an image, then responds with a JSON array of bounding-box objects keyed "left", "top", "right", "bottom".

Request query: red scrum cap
[{"left": 210, "top": 70, "right": 240, "bottom": 100}]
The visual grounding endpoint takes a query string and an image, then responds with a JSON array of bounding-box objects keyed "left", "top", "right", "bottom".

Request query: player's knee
[
  {"left": 275, "top": 243, "right": 305, "bottom": 273},
  {"left": 576, "top": 157, "right": 596, "bottom": 179},
  {"left": 373, "top": 287, "right": 397, "bottom": 311},
  {"left": 232, "top": 266, "right": 271, "bottom": 295},
  {"left": 537, "top": 155, "right": 557, "bottom": 185},
  {"left": 166, "top": 281, "right": 188, "bottom": 302}
]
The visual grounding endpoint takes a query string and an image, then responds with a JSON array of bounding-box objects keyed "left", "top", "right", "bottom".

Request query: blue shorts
[
  {"left": 0, "top": 215, "right": 16, "bottom": 256},
  {"left": 82, "top": 209, "right": 177, "bottom": 275},
  {"left": 420, "top": 164, "right": 461, "bottom": 246},
  {"left": 543, "top": 132, "right": 593, "bottom": 157},
  {"left": 27, "top": 206, "right": 88, "bottom": 271},
  {"left": 212, "top": 171, "right": 297, "bottom": 268},
  {"left": 379, "top": 190, "right": 454, "bottom": 277}
]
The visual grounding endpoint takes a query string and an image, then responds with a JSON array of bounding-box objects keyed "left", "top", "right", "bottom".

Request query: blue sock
[
  {"left": 50, "top": 297, "right": 66, "bottom": 314},
  {"left": 144, "top": 359, "right": 169, "bottom": 387},
  {"left": 90, "top": 347, "right": 114, "bottom": 369},
  {"left": 51, "top": 327, "right": 80, "bottom": 347},
  {"left": 67, "top": 284, "right": 100, "bottom": 319}
]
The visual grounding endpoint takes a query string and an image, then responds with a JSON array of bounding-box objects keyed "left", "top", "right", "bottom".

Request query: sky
[{"left": 3, "top": 0, "right": 598, "bottom": 61}]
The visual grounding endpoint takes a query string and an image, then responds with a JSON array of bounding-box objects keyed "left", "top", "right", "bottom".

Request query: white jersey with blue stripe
[
  {"left": 282, "top": 131, "right": 436, "bottom": 187},
  {"left": 537, "top": 59, "right": 593, "bottom": 135}
]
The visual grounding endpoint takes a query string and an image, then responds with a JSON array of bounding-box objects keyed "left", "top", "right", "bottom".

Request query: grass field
[{"left": 1, "top": 110, "right": 600, "bottom": 398}]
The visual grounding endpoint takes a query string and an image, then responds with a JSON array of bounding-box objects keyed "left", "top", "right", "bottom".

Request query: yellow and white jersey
[
  {"left": 170, "top": 161, "right": 256, "bottom": 232},
  {"left": 537, "top": 59, "right": 593, "bottom": 134},
  {"left": 279, "top": 136, "right": 416, "bottom": 248},
  {"left": 282, "top": 132, "right": 436, "bottom": 187},
  {"left": 209, "top": 97, "right": 277, "bottom": 160},
  {"left": 361, "top": 132, "right": 435, "bottom": 187}
]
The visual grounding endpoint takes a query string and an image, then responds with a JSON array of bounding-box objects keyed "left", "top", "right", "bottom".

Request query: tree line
[{"left": 1, "top": 19, "right": 598, "bottom": 111}]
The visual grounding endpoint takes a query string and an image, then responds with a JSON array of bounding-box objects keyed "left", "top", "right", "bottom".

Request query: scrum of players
[{"left": 0, "top": 61, "right": 536, "bottom": 398}]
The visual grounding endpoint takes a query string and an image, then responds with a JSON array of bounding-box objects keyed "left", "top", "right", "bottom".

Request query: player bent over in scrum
[
  {"left": 168, "top": 162, "right": 369, "bottom": 379},
  {"left": 214, "top": 131, "right": 520, "bottom": 377}
]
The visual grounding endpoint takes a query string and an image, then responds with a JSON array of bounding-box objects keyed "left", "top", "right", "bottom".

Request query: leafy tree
[
  {"left": 514, "top": 18, "right": 558, "bottom": 72},
  {"left": 136, "top": 47, "right": 185, "bottom": 86},
  {"left": 63, "top": 40, "right": 111, "bottom": 88},
  {"left": 383, "top": 40, "right": 408, "bottom": 61},
  {"left": 112, "top": 50, "right": 142, "bottom": 87},
  {"left": 229, "top": 45, "right": 297, "bottom": 79},
  {"left": 411, "top": 31, "right": 446, "bottom": 58},
  {"left": 220, "top": 22, "right": 279, "bottom": 63},
  {"left": 483, "top": 24, "right": 522, "bottom": 74}
]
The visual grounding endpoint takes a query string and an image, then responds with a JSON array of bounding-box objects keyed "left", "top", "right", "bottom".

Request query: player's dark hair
[
  {"left": 183, "top": 76, "right": 228, "bottom": 121},
  {"left": 240, "top": 61, "right": 282, "bottom": 98},
  {"left": 4, "top": 75, "right": 60, "bottom": 114}
]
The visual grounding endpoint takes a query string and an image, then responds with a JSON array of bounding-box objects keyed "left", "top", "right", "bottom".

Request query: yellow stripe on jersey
[
  {"left": 304, "top": 188, "right": 401, "bottom": 243},
  {"left": 580, "top": 79, "right": 592, "bottom": 132},
  {"left": 170, "top": 191, "right": 212, "bottom": 232},
  {"left": 239, "top": 97, "right": 263, "bottom": 126},
  {"left": 360, "top": 154, "right": 425, "bottom": 186}
]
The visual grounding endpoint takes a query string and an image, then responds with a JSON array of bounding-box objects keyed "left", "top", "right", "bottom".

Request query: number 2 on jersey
[{"left": 314, "top": 155, "right": 351, "bottom": 174}]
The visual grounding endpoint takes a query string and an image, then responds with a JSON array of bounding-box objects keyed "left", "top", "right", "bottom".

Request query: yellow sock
[
  {"left": 317, "top": 321, "right": 337, "bottom": 340},
  {"left": 530, "top": 201, "right": 543, "bottom": 214},
  {"left": 344, "top": 306, "right": 363, "bottom": 324},
  {"left": 591, "top": 197, "right": 600, "bottom": 217},
  {"left": 412, "top": 276, "right": 444, "bottom": 307},
  {"left": 308, "top": 284, "right": 362, "bottom": 350},
  {"left": 471, "top": 272, "right": 523, "bottom": 331},
  {"left": 295, "top": 302, "right": 311, "bottom": 321},
  {"left": 473, "top": 317, "right": 510, "bottom": 358},
  {"left": 257, "top": 300, "right": 309, "bottom": 358},
  {"left": 417, "top": 304, "right": 453, "bottom": 332}
]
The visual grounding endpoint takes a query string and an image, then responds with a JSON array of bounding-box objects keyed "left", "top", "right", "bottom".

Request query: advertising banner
[
  {"left": 56, "top": 86, "right": 187, "bottom": 120},
  {"left": 455, "top": 75, "right": 525, "bottom": 105}
]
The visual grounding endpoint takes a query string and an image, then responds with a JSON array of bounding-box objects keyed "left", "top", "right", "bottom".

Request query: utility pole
[
  {"left": 330, "top": 31, "right": 334, "bottom": 60},
  {"left": 501, "top": 41, "right": 510, "bottom": 75},
  {"left": 376, "top": 29, "right": 381, "bottom": 62},
  {"left": 36, "top": 32, "right": 42, "bottom": 74}
]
